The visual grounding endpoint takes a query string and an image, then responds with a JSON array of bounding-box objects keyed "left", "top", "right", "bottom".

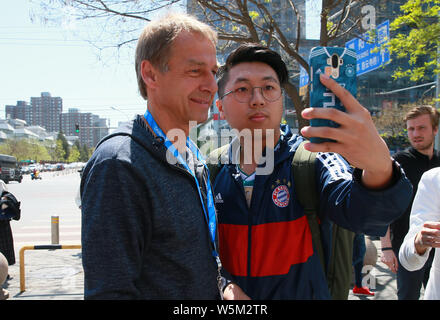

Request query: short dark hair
[{"left": 217, "top": 43, "right": 289, "bottom": 97}]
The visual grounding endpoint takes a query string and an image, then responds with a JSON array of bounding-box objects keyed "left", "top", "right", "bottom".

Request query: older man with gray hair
[{"left": 81, "top": 12, "right": 246, "bottom": 300}]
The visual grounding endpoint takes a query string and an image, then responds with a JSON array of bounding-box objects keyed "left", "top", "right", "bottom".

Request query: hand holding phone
[
  {"left": 302, "top": 49, "right": 394, "bottom": 190},
  {"left": 309, "top": 46, "right": 357, "bottom": 143}
]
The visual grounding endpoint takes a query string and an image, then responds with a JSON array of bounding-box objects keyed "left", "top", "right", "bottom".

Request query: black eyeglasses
[{"left": 220, "top": 84, "right": 282, "bottom": 103}]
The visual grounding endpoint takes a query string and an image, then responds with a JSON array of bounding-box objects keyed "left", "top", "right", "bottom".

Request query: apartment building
[{"left": 5, "top": 93, "right": 109, "bottom": 148}]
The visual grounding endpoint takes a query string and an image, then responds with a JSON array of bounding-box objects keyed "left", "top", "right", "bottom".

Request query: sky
[
  {"left": 0, "top": 0, "right": 148, "bottom": 129},
  {"left": 0, "top": 0, "right": 320, "bottom": 130}
]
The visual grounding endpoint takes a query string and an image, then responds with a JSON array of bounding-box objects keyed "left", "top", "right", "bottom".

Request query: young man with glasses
[{"left": 210, "top": 43, "right": 412, "bottom": 299}]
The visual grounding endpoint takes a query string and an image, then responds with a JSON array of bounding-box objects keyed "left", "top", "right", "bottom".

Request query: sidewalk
[
  {"left": 3, "top": 247, "right": 83, "bottom": 300},
  {"left": 1, "top": 240, "right": 415, "bottom": 300}
]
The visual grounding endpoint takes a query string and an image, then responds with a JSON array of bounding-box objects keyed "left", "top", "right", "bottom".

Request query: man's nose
[
  {"left": 201, "top": 72, "right": 218, "bottom": 94},
  {"left": 249, "top": 87, "right": 265, "bottom": 108}
]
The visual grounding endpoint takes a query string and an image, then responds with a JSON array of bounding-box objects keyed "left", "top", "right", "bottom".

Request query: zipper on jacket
[{"left": 230, "top": 170, "right": 254, "bottom": 278}]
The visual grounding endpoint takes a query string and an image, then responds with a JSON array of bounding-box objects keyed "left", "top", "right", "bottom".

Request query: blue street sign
[
  {"left": 300, "top": 65, "right": 309, "bottom": 87},
  {"left": 345, "top": 20, "right": 390, "bottom": 76},
  {"left": 299, "top": 65, "right": 309, "bottom": 96}
]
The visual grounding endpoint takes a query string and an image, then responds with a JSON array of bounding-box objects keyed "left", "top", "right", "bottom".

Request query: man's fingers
[
  {"left": 301, "top": 125, "right": 350, "bottom": 144},
  {"left": 302, "top": 107, "right": 351, "bottom": 125},
  {"left": 319, "top": 74, "right": 361, "bottom": 112},
  {"left": 423, "top": 222, "right": 440, "bottom": 230},
  {"left": 301, "top": 140, "right": 344, "bottom": 155},
  {"left": 421, "top": 224, "right": 440, "bottom": 239}
]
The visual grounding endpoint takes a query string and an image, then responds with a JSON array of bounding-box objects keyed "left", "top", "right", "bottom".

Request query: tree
[
  {"left": 373, "top": 102, "right": 411, "bottom": 152},
  {"left": 29, "top": 142, "right": 52, "bottom": 162},
  {"left": 54, "top": 139, "right": 66, "bottom": 162},
  {"left": 0, "top": 139, "right": 52, "bottom": 161},
  {"left": 34, "top": 0, "right": 373, "bottom": 129},
  {"left": 57, "top": 131, "right": 70, "bottom": 161},
  {"left": 191, "top": 0, "right": 376, "bottom": 128},
  {"left": 0, "top": 139, "right": 28, "bottom": 160},
  {"left": 387, "top": 0, "right": 440, "bottom": 83},
  {"left": 68, "top": 145, "right": 81, "bottom": 162},
  {"left": 80, "top": 144, "right": 92, "bottom": 162},
  {"left": 31, "top": 0, "right": 183, "bottom": 51}
]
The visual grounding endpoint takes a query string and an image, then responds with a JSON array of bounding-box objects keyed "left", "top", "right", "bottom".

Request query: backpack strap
[
  {"left": 206, "top": 143, "right": 230, "bottom": 182},
  {"left": 326, "top": 223, "right": 354, "bottom": 299},
  {"left": 292, "top": 141, "right": 326, "bottom": 271}
]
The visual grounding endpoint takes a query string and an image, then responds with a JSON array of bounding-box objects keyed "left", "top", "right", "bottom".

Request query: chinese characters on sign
[{"left": 345, "top": 20, "right": 390, "bottom": 76}]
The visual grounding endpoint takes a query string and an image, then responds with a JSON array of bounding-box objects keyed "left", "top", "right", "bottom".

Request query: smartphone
[{"left": 309, "top": 46, "right": 357, "bottom": 143}]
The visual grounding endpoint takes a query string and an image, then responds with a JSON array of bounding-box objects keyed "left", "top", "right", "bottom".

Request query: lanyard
[{"left": 143, "top": 109, "right": 220, "bottom": 263}]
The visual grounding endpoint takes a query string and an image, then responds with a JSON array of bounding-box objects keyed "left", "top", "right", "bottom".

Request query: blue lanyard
[{"left": 144, "top": 109, "right": 220, "bottom": 262}]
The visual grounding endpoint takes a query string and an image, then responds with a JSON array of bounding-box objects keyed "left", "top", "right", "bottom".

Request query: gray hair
[{"left": 135, "top": 12, "right": 217, "bottom": 100}]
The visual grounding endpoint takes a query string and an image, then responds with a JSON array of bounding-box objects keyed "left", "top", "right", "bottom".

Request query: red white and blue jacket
[{"left": 213, "top": 125, "right": 412, "bottom": 299}]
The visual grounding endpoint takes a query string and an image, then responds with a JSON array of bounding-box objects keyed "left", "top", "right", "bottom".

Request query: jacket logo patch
[
  {"left": 272, "top": 185, "right": 290, "bottom": 208},
  {"left": 215, "top": 193, "right": 224, "bottom": 204}
]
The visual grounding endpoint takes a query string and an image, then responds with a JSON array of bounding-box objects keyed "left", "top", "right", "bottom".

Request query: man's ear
[
  {"left": 141, "top": 60, "right": 159, "bottom": 90},
  {"left": 216, "top": 99, "right": 226, "bottom": 120}
]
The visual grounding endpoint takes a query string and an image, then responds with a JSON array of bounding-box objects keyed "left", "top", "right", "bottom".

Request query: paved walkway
[
  {"left": 1, "top": 240, "right": 422, "bottom": 300},
  {"left": 3, "top": 247, "right": 83, "bottom": 300}
]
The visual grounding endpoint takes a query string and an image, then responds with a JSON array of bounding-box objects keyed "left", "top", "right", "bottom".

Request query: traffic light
[{"left": 75, "top": 124, "right": 79, "bottom": 133}]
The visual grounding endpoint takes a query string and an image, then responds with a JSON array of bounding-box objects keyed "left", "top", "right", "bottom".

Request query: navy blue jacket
[
  {"left": 212, "top": 125, "right": 412, "bottom": 299},
  {"left": 81, "top": 115, "right": 221, "bottom": 299}
]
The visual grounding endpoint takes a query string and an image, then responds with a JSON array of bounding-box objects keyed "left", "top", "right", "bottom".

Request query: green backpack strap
[
  {"left": 293, "top": 141, "right": 354, "bottom": 300},
  {"left": 327, "top": 224, "right": 354, "bottom": 300},
  {"left": 292, "top": 141, "right": 326, "bottom": 272}
]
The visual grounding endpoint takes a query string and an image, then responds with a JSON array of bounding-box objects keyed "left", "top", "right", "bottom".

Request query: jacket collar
[
  {"left": 408, "top": 146, "right": 439, "bottom": 161},
  {"left": 95, "top": 114, "right": 171, "bottom": 165},
  {"left": 224, "top": 124, "right": 302, "bottom": 174}
]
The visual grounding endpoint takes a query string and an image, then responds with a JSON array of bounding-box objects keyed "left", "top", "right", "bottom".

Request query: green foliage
[
  {"left": 54, "top": 139, "right": 66, "bottom": 162},
  {"left": 0, "top": 139, "right": 50, "bottom": 161},
  {"left": 57, "top": 132, "right": 70, "bottom": 161},
  {"left": 80, "top": 144, "right": 91, "bottom": 162},
  {"left": 248, "top": 10, "right": 259, "bottom": 20},
  {"left": 68, "top": 145, "right": 81, "bottom": 162},
  {"left": 0, "top": 137, "right": 92, "bottom": 163},
  {"left": 381, "top": 131, "right": 410, "bottom": 152},
  {"left": 388, "top": 0, "right": 440, "bottom": 81}
]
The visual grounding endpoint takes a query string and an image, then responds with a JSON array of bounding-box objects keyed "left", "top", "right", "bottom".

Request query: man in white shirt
[{"left": 399, "top": 167, "right": 440, "bottom": 299}]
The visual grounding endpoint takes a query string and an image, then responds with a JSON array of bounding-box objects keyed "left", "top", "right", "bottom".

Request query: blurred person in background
[{"left": 381, "top": 105, "right": 440, "bottom": 299}]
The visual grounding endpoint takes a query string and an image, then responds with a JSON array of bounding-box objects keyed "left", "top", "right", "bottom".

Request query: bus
[{"left": 0, "top": 154, "right": 22, "bottom": 183}]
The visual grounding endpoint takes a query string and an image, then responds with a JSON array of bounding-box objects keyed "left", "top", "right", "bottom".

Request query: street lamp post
[
  {"left": 436, "top": 38, "right": 440, "bottom": 151},
  {"left": 436, "top": 10, "right": 440, "bottom": 151}
]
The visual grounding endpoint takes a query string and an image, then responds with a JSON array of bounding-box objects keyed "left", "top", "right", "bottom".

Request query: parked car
[{"left": 0, "top": 154, "right": 23, "bottom": 183}]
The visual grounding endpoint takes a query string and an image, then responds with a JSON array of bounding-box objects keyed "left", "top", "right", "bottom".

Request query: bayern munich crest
[{"left": 272, "top": 185, "right": 290, "bottom": 208}]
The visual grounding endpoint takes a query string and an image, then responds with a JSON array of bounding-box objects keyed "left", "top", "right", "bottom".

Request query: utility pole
[
  {"left": 436, "top": 11, "right": 440, "bottom": 151},
  {"left": 436, "top": 63, "right": 440, "bottom": 150}
]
